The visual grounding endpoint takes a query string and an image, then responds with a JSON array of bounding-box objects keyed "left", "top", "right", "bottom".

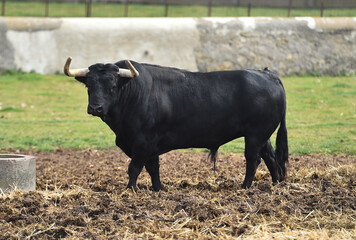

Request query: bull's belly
[{"left": 158, "top": 126, "right": 244, "bottom": 152}]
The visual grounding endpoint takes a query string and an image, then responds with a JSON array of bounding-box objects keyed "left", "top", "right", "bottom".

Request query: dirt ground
[{"left": 0, "top": 149, "right": 355, "bottom": 239}]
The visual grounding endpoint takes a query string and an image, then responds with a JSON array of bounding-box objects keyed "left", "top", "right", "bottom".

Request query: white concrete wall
[{"left": 1, "top": 17, "right": 200, "bottom": 74}]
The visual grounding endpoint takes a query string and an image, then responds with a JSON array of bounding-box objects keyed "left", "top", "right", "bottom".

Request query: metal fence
[{"left": 1, "top": 0, "right": 356, "bottom": 17}]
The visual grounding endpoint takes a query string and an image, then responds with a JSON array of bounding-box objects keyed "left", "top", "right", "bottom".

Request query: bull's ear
[{"left": 75, "top": 76, "right": 87, "bottom": 85}]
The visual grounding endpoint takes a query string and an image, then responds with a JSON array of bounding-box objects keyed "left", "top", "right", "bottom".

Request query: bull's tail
[{"left": 275, "top": 110, "right": 289, "bottom": 181}]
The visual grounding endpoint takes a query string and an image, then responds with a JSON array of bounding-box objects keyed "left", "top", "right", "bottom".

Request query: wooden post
[
  {"left": 320, "top": 1, "right": 324, "bottom": 17},
  {"left": 124, "top": 0, "right": 129, "bottom": 17},
  {"left": 1, "top": 0, "right": 5, "bottom": 16},
  {"left": 164, "top": 0, "right": 168, "bottom": 17},
  {"left": 86, "top": 0, "right": 92, "bottom": 17},
  {"left": 208, "top": 0, "right": 212, "bottom": 17},
  {"left": 45, "top": 0, "right": 49, "bottom": 17},
  {"left": 247, "top": 1, "right": 251, "bottom": 17},
  {"left": 288, "top": 0, "right": 292, "bottom": 17}
]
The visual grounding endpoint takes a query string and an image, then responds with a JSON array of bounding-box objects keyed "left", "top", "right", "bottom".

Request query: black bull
[{"left": 65, "top": 58, "right": 288, "bottom": 191}]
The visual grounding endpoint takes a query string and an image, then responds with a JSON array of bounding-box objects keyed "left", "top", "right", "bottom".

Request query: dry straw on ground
[{"left": 0, "top": 149, "right": 355, "bottom": 239}]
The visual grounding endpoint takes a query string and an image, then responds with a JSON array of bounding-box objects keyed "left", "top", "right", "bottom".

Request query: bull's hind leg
[
  {"left": 242, "top": 137, "right": 262, "bottom": 188},
  {"left": 260, "top": 140, "right": 280, "bottom": 183},
  {"left": 145, "top": 156, "right": 162, "bottom": 191}
]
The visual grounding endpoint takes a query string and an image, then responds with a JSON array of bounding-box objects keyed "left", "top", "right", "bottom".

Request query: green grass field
[
  {"left": 1, "top": 2, "right": 355, "bottom": 17},
  {"left": 0, "top": 71, "right": 355, "bottom": 154}
]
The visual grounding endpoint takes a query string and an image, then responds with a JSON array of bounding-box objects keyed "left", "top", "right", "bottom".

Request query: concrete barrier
[
  {"left": 0, "top": 17, "right": 355, "bottom": 76},
  {"left": 0, "top": 154, "right": 36, "bottom": 193}
]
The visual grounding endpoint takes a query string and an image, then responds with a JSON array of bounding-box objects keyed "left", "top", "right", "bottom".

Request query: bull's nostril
[{"left": 96, "top": 106, "right": 103, "bottom": 113}]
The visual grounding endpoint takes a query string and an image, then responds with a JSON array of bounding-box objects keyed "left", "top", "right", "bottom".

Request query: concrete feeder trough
[{"left": 0, "top": 154, "right": 36, "bottom": 193}]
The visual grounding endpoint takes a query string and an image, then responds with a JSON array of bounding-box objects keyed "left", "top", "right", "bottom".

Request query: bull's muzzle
[{"left": 87, "top": 104, "right": 104, "bottom": 117}]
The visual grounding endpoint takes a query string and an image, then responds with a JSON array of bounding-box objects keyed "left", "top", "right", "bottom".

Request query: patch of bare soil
[{"left": 0, "top": 149, "right": 355, "bottom": 239}]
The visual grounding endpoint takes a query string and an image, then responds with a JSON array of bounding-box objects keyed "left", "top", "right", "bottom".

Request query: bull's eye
[{"left": 111, "top": 85, "right": 117, "bottom": 92}]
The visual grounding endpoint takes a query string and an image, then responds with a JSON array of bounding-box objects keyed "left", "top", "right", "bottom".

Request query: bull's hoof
[
  {"left": 152, "top": 184, "right": 163, "bottom": 192},
  {"left": 241, "top": 181, "right": 252, "bottom": 189},
  {"left": 151, "top": 179, "right": 163, "bottom": 192},
  {"left": 277, "top": 165, "right": 288, "bottom": 182},
  {"left": 126, "top": 183, "right": 137, "bottom": 190},
  {"left": 277, "top": 172, "right": 287, "bottom": 182}
]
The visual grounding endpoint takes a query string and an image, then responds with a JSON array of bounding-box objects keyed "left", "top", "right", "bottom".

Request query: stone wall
[
  {"left": 195, "top": 17, "right": 356, "bottom": 75},
  {"left": 0, "top": 17, "right": 355, "bottom": 76}
]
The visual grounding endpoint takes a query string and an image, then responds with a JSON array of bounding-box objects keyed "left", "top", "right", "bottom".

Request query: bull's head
[{"left": 64, "top": 57, "right": 139, "bottom": 118}]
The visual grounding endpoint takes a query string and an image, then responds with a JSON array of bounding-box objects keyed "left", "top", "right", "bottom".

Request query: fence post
[
  {"left": 124, "top": 0, "right": 129, "bottom": 17},
  {"left": 320, "top": 0, "right": 324, "bottom": 17},
  {"left": 288, "top": 0, "right": 292, "bottom": 17},
  {"left": 1, "top": 0, "right": 5, "bottom": 16},
  {"left": 45, "top": 0, "right": 49, "bottom": 17},
  {"left": 247, "top": 1, "right": 251, "bottom": 17},
  {"left": 86, "top": 0, "right": 92, "bottom": 17},
  {"left": 164, "top": 0, "right": 168, "bottom": 17},
  {"left": 207, "top": 0, "right": 212, "bottom": 17}
]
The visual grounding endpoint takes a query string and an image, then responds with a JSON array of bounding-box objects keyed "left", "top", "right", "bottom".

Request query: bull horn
[
  {"left": 64, "top": 57, "right": 89, "bottom": 77},
  {"left": 118, "top": 60, "right": 139, "bottom": 78}
]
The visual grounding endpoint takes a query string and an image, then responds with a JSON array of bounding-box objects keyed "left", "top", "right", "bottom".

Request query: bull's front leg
[
  {"left": 145, "top": 156, "right": 162, "bottom": 191},
  {"left": 127, "top": 158, "right": 144, "bottom": 189}
]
